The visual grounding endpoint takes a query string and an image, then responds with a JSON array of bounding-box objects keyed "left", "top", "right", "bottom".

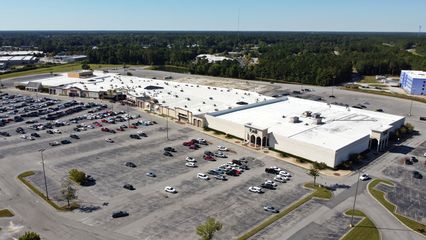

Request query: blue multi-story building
[{"left": 400, "top": 70, "right": 426, "bottom": 95}]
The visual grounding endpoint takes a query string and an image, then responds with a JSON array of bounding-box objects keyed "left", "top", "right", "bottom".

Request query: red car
[
  {"left": 189, "top": 144, "right": 199, "bottom": 150},
  {"left": 129, "top": 125, "right": 137, "bottom": 129},
  {"left": 101, "top": 119, "right": 108, "bottom": 123},
  {"left": 183, "top": 140, "right": 194, "bottom": 146},
  {"left": 203, "top": 155, "right": 215, "bottom": 161},
  {"left": 116, "top": 127, "right": 125, "bottom": 131},
  {"left": 101, "top": 127, "right": 110, "bottom": 132}
]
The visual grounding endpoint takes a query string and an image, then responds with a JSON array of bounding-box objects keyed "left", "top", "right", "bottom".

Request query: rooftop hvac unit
[
  {"left": 289, "top": 116, "right": 299, "bottom": 123},
  {"left": 312, "top": 118, "right": 323, "bottom": 125},
  {"left": 313, "top": 113, "right": 321, "bottom": 119},
  {"left": 303, "top": 111, "right": 312, "bottom": 117}
]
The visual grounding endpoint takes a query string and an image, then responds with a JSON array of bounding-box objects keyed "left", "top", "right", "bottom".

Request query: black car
[
  {"left": 207, "top": 170, "right": 220, "bottom": 175},
  {"left": 138, "top": 132, "right": 147, "bottom": 137},
  {"left": 413, "top": 171, "right": 423, "bottom": 179},
  {"left": 16, "top": 127, "right": 25, "bottom": 134},
  {"left": 61, "top": 139, "right": 72, "bottom": 144},
  {"left": 31, "top": 132, "right": 40, "bottom": 138},
  {"left": 411, "top": 156, "right": 418, "bottom": 163},
  {"left": 46, "top": 129, "right": 54, "bottom": 134},
  {"left": 125, "top": 162, "right": 137, "bottom": 168},
  {"left": 0, "top": 132, "right": 10, "bottom": 137},
  {"left": 112, "top": 211, "right": 129, "bottom": 218},
  {"left": 163, "top": 151, "right": 173, "bottom": 157},
  {"left": 204, "top": 151, "right": 214, "bottom": 156},
  {"left": 123, "top": 184, "right": 135, "bottom": 190},
  {"left": 260, "top": 183, "right": 276, "bottom": 190},
  {"left": 405, "top": 159, "right": 413, "bottom": 165},
  {"left": 70, "top": 134, "right": 80, "bottom": 139},
  {"left": 130, "top": 134, "right": 141, "bottom": 139},
  {"left": 265, "top": 168, "right": 279, "bottom": 174},
  {"left": 164, "top": 147, "right": 176, "bottom": 152}
]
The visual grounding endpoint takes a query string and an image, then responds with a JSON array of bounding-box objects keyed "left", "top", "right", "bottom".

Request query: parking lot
[{"left": 0, "top": 91, "right": 315, "bottom": 239}]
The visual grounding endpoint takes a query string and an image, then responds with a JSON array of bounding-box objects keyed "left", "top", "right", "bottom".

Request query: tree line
[{"left": 1, "top": 31, "right": 425, "bottom": 86}]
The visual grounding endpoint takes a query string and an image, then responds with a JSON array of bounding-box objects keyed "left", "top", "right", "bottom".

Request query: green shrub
[
  {"left": 15, "top": 85, "right": 26, "bottom": 90},
  {"left": 19, "top": 231, "right": 41, "bottom": 240},
  {"left": 69, "top": 169, "right": 86, "bottom": 184}
]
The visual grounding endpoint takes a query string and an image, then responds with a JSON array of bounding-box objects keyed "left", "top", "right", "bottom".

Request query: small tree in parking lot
[
  {"left": 69, "top": 169, "right": 86, "bottom": 185},
  {"left": 61, "top": 179, "right": 78, "bottom": 207},
  {"left": 307, "top": 167, "right": 320, "bottom": 186},
  {"left": 196, "top": 217, "right": 222, "bottom": 240}
]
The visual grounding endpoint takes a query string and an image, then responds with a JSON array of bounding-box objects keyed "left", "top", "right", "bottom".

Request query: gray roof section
[{"left": 26, "top": 81, "right": 42, "bottom": 89}]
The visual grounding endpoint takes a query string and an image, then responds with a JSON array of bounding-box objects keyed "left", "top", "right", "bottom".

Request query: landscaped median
[
  {"left": 237, "top": 183, "right": 333, "bottom": 240},
  {"left": 341, "top": 209, "right": 379, "bottom": 240},
  {"left": 17, "top": 171, "right": 77, "bottom": 211},
  {"left": 0, "top": 209, "right": 14, "bottom": 218},
  {"left": 368, "top": 179, "right": 426, "bottom": 236}
]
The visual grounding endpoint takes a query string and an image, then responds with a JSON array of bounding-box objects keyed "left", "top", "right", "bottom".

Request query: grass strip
[
  {"left": 0, "top": 209, "right": 14, "bottom": 218},
  {"left": 342, "top": 209, "right": 380, "bottom": 240},
  {"left": 368, "top": 179, "right": 426, "bottom": 236},
  {"left": 17, "top": 171, "right": 76, "bottom": 211},
  {"left": 237, "top": 183, "right": 332, "bottom": 240}
]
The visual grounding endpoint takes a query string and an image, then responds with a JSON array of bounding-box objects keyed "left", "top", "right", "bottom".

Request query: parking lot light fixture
[
  {"left": 350, "top": 170, "right": 362, "bottom": 227},
  {"left": 38, "top": 147, "right": 51, "bottom": 200}
]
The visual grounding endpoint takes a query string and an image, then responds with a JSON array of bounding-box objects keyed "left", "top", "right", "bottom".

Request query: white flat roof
[
  {"left": 214, "top": 97, "right": 404, "bottom": 151},
  {"left": 25, "top": 72, "right": 273, "bottom": 114},
  {"left": 402, "top": 70, "right": 426, "bottom": 79}
]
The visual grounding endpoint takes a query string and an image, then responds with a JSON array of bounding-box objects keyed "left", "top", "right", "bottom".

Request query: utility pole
[
  {"left": 39, "top": 148, "right": 50, "bottom": 200},
  {"left": 350, "top": 170, "right": 362, "bottom": 227},
  {"left": 408, "top": 100, "right": 413, "bottom": 117},
  {"left": 127, "top": 104, "right": 130, "bottom": 128},
  {"left": 166, "top": 107, "right": 169, "bottom": 140}
]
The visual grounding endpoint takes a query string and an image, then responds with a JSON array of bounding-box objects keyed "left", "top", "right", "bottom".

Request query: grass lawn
[
  {"left": 360, "top": 76, "right": 379, "bottom": 83},
  {"left": 368, "top": 179, "right": 426, "bottom": 236},
  {"left": 0, "top": 209, "right": 14, "bottom": 218},
  {"left": 237, "top": 183, "right": 332, "bottom": 240},
  {"left": 17, "top": 171, "right": 78, "bottom": 211},
  {"left": 342, "top": 209, "right": 380, "bottom": 240},
  {"left": 0, "top": 63, "right": 122, "bottom": 80}
]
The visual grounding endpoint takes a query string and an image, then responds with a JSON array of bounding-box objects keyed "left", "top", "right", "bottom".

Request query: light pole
[
  {"left": 166, "top": 107, "right": 169, "bottom": 140},
  {"left": 39, "top": 147, "right": 50, "bottom": 200},
  {"left": 350, "top": 170, "right": 362, "bottom": 227},
  {"left": 127, "top": 104, "right": 130, "bottom": 128},
  {"left": 408, "top": 100, "right": 413, "bottom": 117}
]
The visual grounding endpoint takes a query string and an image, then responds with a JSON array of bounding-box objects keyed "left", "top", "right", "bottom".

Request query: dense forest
[{"left": 1, "top": 31, "right": 426, "bottom": 86}]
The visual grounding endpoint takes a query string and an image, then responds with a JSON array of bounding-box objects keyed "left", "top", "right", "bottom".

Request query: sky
[{"left": 0, "top": 0, "right": 425, "bottom": 32}]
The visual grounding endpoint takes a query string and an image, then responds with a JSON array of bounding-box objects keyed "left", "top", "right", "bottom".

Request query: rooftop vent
[
  {"left": 289, "top": 116, "right": 299, "bottom": 123},
  {"left": 303, "top": 111, "right": 312, "bottom": 117}
]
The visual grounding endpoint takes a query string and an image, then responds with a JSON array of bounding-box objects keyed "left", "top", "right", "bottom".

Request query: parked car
[
  {"left": 185, "top": 162, "right": 197, "bottom": 168},
  {"left": 265, "top": 168, "right": 280, "bottom": 174},
  {"left": 263, "top": 206, "right": 279, "bottom": 213},
  {"left": 410, "top": 156, "right": 418, "bottom": 163},
  {"left": 31, "top": 132, "right": 40, "bottom": 138},
  {"left": 248, "top": 186, "right": 264, "bottom": 193},
  {"left": 105, "top": 138, "right": 114, "bottom": 143},
  {"left": 185, "top": 157, "right": 196, "bottom": 162},
  {"left": 405, "top": 159, "right": 413, "bottom": 165},
  {"left": 214, "top": 175, "right": 227, "bottom": 181},
  {"left": 146, "top": 172, "right": 156, "bottom": 177},
  {"left": 164, "top": 186, "right": 177, "bottom": 193},
  {"left": 49, "top": 141, "right": 60, "bottom": 146},
  {"left": 125, "top": 162, "right": 136, "bottom": 168},
  {"left": 163, "top": 151, "right": 173, "bottom": 157},
  {"left": 197, "top": 138, "right": 208, "bottom": 145},
  {"left": 413, "top": 171, "right": 423, "bottom": 179},
  {"left": 203, "top": 155, "right": 215, "bottom": 161},
  {"left": 61, "top": 139, "right": 71, "bottom": 144},
  {"left": 217, "top": 146, "right": 228, "bottom": 151},
  {"left": 214, "top": 151, "right": 227, "bottom": 158},
  {"left": 70, "top": 134, "right": 80, "bottom": 139},
  {"left": 112, "top": 211, "right": 129, "bottom": 218},
  {"left": 164, "top": 147, "right": 176, "bottom": 152},
  {"left": 197, "top": 173, "right": 209, "bottom": 180},
  {"left": 204, "top": 151, "right": 214, "bottom": 156},
  {"left": 123, "top": 184, "right": 135, "bottom": 191},
  {"left": 274, "top": 176, "right": 287, "bottom": 183},
  {"left": 130, "top": 134, "right": 141, "bottom": 139}
]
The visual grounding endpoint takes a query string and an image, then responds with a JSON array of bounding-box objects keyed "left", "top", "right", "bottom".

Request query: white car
[
  {"left": 360, "top": 173, "right": 370, "bottom": 181},
  {"left": 217, "top": 146, "right": 228, "bottom": 151},
  {"left": 279, "top": 171, "right": 292, "bottom": 178},
  {"left": 271, "top": 166, "right": 281, "bottom": 172},
  {"left": 248, "top": 186, "right": 263, "bottom": 193},
  {"left": 52, "top": 129, "right": 61, "bottom": 134},
  {"left": 214, "top": 151, "right": 227, "bottom": 158},
  {"left": 264, "top": 180, "right": 278, "bottom": 187},
  {"left": 185, "top": 162, "right": 197, "bottom": 168},
  {"left": 274, "top": 176, "right": 287, "bottom": 183},
  {"left": 105, "top": 138, "right": 114, "bottom": 143},
  {"left": 197, "top": 173, "right": 209, "bottom": 180},
  {"left": 197, "top": 138, "right": 207, "bottom": 143},
  {"left": 87, "top": 125, "right": 95, "bottom": 129},
  {"left": 423, "top": 152, "right": 426, "bottom": 157},
  {"left": 185, "top": 157, "right": 196, "bottom": 162},
  {"left": 164, "top": 186, "right": 177, "bottom": 193}
]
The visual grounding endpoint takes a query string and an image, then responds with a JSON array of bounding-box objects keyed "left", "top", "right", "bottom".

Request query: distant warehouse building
[
  {"left": 205, "top": 97, "right": 405, "bottom": 168},
  {"left": 400, "top": 70, "right": 426, "bottom": 95},
  {"left": 0, "top": 55, "right": 38, "bottom": 66}
]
